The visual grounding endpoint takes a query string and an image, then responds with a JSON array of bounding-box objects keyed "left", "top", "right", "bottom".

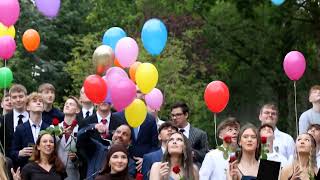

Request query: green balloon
[{"left": 0, "top": 67, "right": 13, "bottom": 88}]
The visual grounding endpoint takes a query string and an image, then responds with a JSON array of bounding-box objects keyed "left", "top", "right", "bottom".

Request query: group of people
[{"left": 0, "top": 83, "right": 320, "bottom": 180}]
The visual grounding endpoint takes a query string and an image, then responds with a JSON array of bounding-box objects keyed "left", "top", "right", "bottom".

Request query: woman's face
[
  {"left": 167, "top": 133, "right": 185, "bottom": 155},
  {"left": 296, "top": 134, "right": 313, "bottom": 153},
  {"left": 109, "top": 151, "right": 128, "bottom": 173},
  {"left": 239, "top": 128, "right": 258, "bottom": 152},
  {"left": 37, "top": 134, "right": 54, "bottom": 156}
]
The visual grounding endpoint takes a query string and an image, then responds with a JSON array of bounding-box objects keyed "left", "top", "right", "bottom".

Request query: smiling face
[
  {"left": 259, "top": 107, "right": 278, "bottom": 127},
  {"left": 112, "top": 125, "right": 132, "bottom": 146},
  {"left": 167, "top": 133, "right": 185, "bottom": 155},
  {"left": 10, "top": 91, "right": 27, "bottom": 112},
  {"left": 37, "top": 134, "right": 55, "bottom": 156},
  {"left": 109, "top": 151, "right": 128, "bottom": 174},
  {"left": 1, "top": 96, "right": 12, "bottom": 112},
  {"left": 239, "top": 128, "right": 258, "bottom": 153}
]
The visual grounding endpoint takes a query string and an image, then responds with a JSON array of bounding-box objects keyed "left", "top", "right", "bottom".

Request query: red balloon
[
  {"left": 204, "top": 81, "right": 229, "bottom": 113},
  {"left": 83, "top": 75, "right": 108, "bottom": 104}
]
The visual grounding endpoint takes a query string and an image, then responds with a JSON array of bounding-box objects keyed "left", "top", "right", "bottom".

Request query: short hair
[
  {"left": 67, "top": 96, "right": 81, "bottom": 110},
  {"left": 170, "top": 102, "right": 189, "bottom": 114},
  {"left": 38, "top": 83, "right": 55, "bottom": 93},
  {"left": 9, "top": 84, "right": 27, "bottom": 96},
  {"left": 158, "top": 121, "right": 178, "bottom": 134},
  {"left": 259, "top": 103, "right": 278, "bottom": 114},
  {"left": 258, "top": 123, "right": 274, "bottom": 133},
  {"left": 1, "top": 90, "right": 9, "bottom": 101},
  {"left": 217, "top": 117, "right": 240, "bottom": 136},
  {"left": 26, "top": 92, "right": 43, "bottom": 106},
  {"left": 307, "top": 124, "right": 320, "bottom": 131}
]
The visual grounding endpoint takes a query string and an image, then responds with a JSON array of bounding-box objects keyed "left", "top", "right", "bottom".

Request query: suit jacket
[
  {"left": 0, "top": 111, "right": 15, "bottom": 156},
  {"left": 112, "top": 111, "right": 159, "bottom": 158},
  {"left": 189, "top": 126, "right": 209, "bottom": 165},
  {"left": 77, "top": 109, "right": 96, "bottom": 129},
  {"left": 10, "top": 121, "right": 49, "bottom": 168},
  {"left": 142, "top": 148, "right": 163, "bottom": 180},
  {"left": 42, "top": 107, "right": 64, "bottom": 124}
]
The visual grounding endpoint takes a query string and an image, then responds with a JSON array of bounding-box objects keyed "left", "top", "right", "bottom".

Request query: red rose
[
  {"left": 135, "top": 172, "right": 143, "bottom": 180},
  {"left": 223, "top": 135, "right": 232, "bottom": 144},
  {"left": 52, "top": 118, "right": 59, "bottom": 126},
  {"left": 172, "top": 165, "right": 180, "bottom": 174},
  {"left": 229, "top": 154, "right": 237, "bottom": 163},
  {"left": 261, "top": 136, "right": 267, "bottom": 144},
  {"left": 71, "top": 119, "right": 78, "bottom": 127}
]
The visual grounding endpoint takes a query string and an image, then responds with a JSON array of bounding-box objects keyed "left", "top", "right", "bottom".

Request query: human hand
[
  {"left": 68, "top": 152, "right": 77, "bottom": 160},
  {"left": 95, "top": 123, "right": 107, "bottom": 134},
  {"left": 18, "top": 147, "right": 33, "bottom": 157},
  {"left": 11, "top": 167, "right": 21, "bottom": 180},
  {"left": 229, "top": 160, "right": 240, "bottom": 180},
  {"left": 159, "top": 162, "right": 169, "bottom": 178},
  {"left": 133, "top": 156, "right": 143, "bottom": 172},
  {"left": 290, "top": 165, "right": 302, "bottom": 180}
]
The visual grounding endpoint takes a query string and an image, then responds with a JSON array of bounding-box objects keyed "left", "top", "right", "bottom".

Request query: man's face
[
  {"left": 171, "top": 107, "right": 188, "bottom": 128},
  {"left": 79, "top": 87, "right": 91, "bottom": 104},
  {"left": 259, "top": 107, "right": 278, "bottom": 127},
  {"left": 10, "top": 91, "right": 27, "bottom": 111},
  {"left": 136, "top": 89, "right": 144, "bottom": 100},
  {"left": 27, "top": 98, "right": 44, "bottom": 113},
  {"left": 63, "top": 99, "right": 80, "bottom": 115},
  {"left": 159, "top": 126, "right": 177, "bottom": 142},
  {"left": 147, "top": 106, "right": 158, "bottom": 118},
  {"left": 308, "top": 126, "right": 320, "bottom": 144},
  {"left": 97, "top": 102, "right": 111, "bottom": 113},
  {"left": 112, "top": 125, "right": 131, "bottom": 146},
  {"left": 41, "top": 89, "right": 55, "bottom": 104},
  {"left": 219, "top": 125, "right": 239, "bottom": 144},
  {"left": 1, "top": 96, "right": 12, "bottom": 112},
  {"left": 309, "top": 89, "right": 320, "bottom": 103}
]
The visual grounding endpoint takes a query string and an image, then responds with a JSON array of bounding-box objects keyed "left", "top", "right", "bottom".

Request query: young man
[
  {"left": 11, "top": 92, "right": 49, "bottom": 168},
  {"left": 1, "top": 92, "right": 12, "bottom": 116},
  {"left": 259, "top": 103, "right": 295, "bottom": 160},
  {"left": 147, "top": 106, "right": 165, "bottom": 129},
  {"left": 199, "top": 117, "right": 240, "bottom": 180},
  {"left": 38, "top": 83, "right": 64, "bottom": 124},
  {"left": 299, "top": 85, "right": 320, "bottom": 133},
  {"left": 142, "top": 122, "right": 178, "bottom": 179},
  {"left": 307, "top": 124, "right": 320, "bottom": 168},
  {"left": 77, "top": 86, "right": 95, "bottom": 124},
  {"left": 0, "top": 84, "right": 29, "bottom": 156}
]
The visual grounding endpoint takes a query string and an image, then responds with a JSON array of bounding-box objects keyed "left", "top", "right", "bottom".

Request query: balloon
[
  {"left": 141, "top": 18, "right": 167, "bottom": 56},
  {"left": 283, "top": 51, "right": 306, "bottom": 81},
  {"left": 135, "top": 63, "right": 158, "bottom": 94},
  {"left": 102, "top": 27, "right": 127, "bottom": 50},
  {"left": 114, "top": 58, "right": 124, "bottom": 68},
  {"left": 104, "top": 67, "right": 128, "bottom": 88},
  {"left": 0, "top": 23, "right": 15, "bottom": 38},
  {"left": 125, "top": 99, "right": 147, "bottom": 128},
  {"left": 0, "top": 0, "right": 20, "bottom": 27},
  {"left": 204, "top": 81, "right": 229, "bottom": 113},
  {"left": 129, "top": 62, "right": 141, "bottom": 83},
  {"left": 145, "top": 88, "right": 163, "bottom": 110},
  {"left": 35, "top": 0, "right": 60, "bottom": 18},
  {"left": 92, "top": 45, "right": 114, "bottom": 75},
  {"left": 0, "top": 67, "right": 13, "bottom": 88},
  {"left": 22, "top": 29, "right": 40, "bottom": 52},
  {"left": 115, "top": 37, "right": 139, "bottom": 68},
  {"left": 0, "top": 36, "right": 16, "bottom": 60},
  {"left": 271, "top": 0, "right": 285, "bottom": 6},
  {"left": 110, "top": 78, "right": 136, "bottom": 111},
  {"left": 83, "top": 75, "right": 108, "bottom": 104}
]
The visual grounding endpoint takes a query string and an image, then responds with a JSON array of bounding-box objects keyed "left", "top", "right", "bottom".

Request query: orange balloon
[
  {"left": 114, "top": 58, "right": 124, "bottom": 68},
  {"left": 22, "top": 29, "right": 40, "bottom": 52},
  {"left": 129, "top": 62, "right": 141, "bottom": 82}
]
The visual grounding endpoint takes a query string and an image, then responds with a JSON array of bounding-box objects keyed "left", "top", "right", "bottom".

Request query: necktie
[
  {"left": 85, "top": 111, "right": 90, "bottom": 118},
  {"left": 63, "top": 122, "right": 73, "bottom": 141},
  {"left": 179, "top": 128, "right": 185, "bottom": 133},
  {"left": 101, "top": 119, "right": 108, "bottom": 139},
  {"left": 18, "top": 114, "right": 24, "bottom": 125},
  {"left": 32, "top": 124, "right": 38, "bottom": 142}
]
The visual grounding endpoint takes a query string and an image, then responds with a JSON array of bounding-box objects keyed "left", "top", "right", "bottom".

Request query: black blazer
[
  {"left": 188, "top": 126, "right": 209, "bottom": 165},
  {"left": 77, "top": 109, "right": 96, "bottom": 129},
  {"left": 0, "top": 111, "right": 14, "bottom": 156}
]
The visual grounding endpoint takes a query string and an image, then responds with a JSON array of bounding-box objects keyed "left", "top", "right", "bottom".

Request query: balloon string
[
  {"left": 214, "top": 113, "right": 218, "bottom": 147},
  {"left": 294, "top": 81, "right": 298, "bottom": 137},
  {"left": 3, "top": 59, "right": 6, "bottom": 155}
]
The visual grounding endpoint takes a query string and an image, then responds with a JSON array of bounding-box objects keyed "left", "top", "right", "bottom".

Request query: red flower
[
  {"left": 172, "top": 165, "right": 180, "bottom": 174},
  {"left": 135, "top": 172, "right": 143, "bottom": 180},
  {"left": 261, "top": 136, "right": 267, "bottom": 144},
  {"left": 223, "top": 135, "right": 232, "bottom": 144},
  {"left": 229, "top": 154, "right": 237, "bottom": 163},
  {"left": 71, "top": 119, "right": 78, "bottom": 127},
  {"left": 52, "top": 118, "right": 59, "bottom": 126}
]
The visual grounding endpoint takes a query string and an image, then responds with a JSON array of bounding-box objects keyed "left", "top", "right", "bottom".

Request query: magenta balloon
[
  {"left": 110, "top": 78, "right": 136, "bottom": 111},
  {"left": 145, "top": 88, "right": 163, "bottom": 110},
  {"left": 115, "top": 37, "right": 139, "bottom": 68},
  {"left": 35, "top": 0, "right": 61, "bottom": 18},
  {"left": 105, "top": 67, "right": 129, "bottom": 88},
  {"left": 0, "top": 0, "right": 20, "bottom": 26},
  {"left": 283, "top": 51, "right": 306, "bottom": 81},
  {"left": 0, "top": 36, "right": 16, "bottom": 60}
]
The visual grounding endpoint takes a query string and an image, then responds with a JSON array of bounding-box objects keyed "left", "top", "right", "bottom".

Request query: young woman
[
  {"left": 280, "top": 133, "right": 319, "bottom": 180},
  {"left": 149, "top": 132, "right": 199, "bottom": 180},
  {"left": 228, "top": 124, "right": 260, "bottom": 180},
  {"left": 95, "top": 144, "right": 134, "bottom": 180},
  {"left": 21, "top": 132, "right": 66, "bottom": 180}
]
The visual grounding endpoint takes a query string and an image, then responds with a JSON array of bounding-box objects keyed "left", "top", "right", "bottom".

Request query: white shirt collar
[
  {"left": 97, "top": 112, "right": 111, "bottom": 126},
  {"left": 82, "top": 107, "right": 94, "bottom": 117},
  {"left": 179, "top": 122, "right": 190, "bottom": 138},
  {"left": 28, "top": 119, "right": 42, "bottom": 128},
  {"left": 13, "top": 109, "right": 29, "bottom": 131}
]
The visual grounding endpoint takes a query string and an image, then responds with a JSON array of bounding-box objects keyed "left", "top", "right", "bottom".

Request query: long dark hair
[
  {"left": 237, "top": 124, "right": 261, "bottom": 161},
  {"left": 30, "top": 132, "right": 65, "bottom": 173},
  {"left": 162, "top": 132, "right": 195, "bottom": 180}
]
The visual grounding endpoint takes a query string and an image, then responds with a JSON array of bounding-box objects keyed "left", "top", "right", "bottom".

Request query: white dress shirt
[
  {"left": 13, "top": 109, "right": 29, "bottom": 132},
  {"left": 156, "top": 118, "right": 165, "bottom": 129},
  {"left": 267, "top": 151, "right": 288, "bottom": 167},
  {"left": 97, "top": 113, "right": 111, "bottom": 128},
  {"left": 299, "top": 108, "right": 320, "bottom": 134},
  {"left": 317, "top": 151, "right": 320, "bottom": 169},
  {"left": 82, "top": 107, "right": 94, "bottom": 118},
  {"left": 179, "top": 122, "right": 190, "bottom": 138},
  {"left": 199, "top": 148, "right": 229, "bottom": 180},
  {"left": 29, "top": 119, "right": 42, "bottom": 143},
  {"left": 273, "top": 128, "right": 295, "bottom": 160}
]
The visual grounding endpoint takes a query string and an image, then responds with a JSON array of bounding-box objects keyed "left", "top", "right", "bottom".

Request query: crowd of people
[{"left": 0, "top": 83, "right": 320, "bottom": 180}]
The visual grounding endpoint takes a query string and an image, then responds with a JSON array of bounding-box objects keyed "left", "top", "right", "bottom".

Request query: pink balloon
[
  {"left": 0, "top": 36, "right": 16, "bottom": 60},
  {"left": 115, "top": 37, "right": 139, "bottom": 68},
  {"left": 104, "top": 67, "right": 129, "bottom": 88},
  {"left": 110, "top": 78, "right": 136, "bottom": 111},
  {"left": 0, "top": 0, "right": 20, "bottom": 26},
  {"left": 283, "top": 51, "right": 306, "bottom": 81},
  {"left": 145, "top": 88, "right": 163, "bottom": 110}
]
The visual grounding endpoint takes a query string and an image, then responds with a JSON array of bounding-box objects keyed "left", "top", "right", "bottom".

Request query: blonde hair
[
  {"left": 26, "top": 92, "right": 43, "bottom": 106},
  {"left": 38, "top": 83, "right": 55, "bottom": 93},
  {"left": 0, "top": 153, "right": 8, "bottom": 180}
]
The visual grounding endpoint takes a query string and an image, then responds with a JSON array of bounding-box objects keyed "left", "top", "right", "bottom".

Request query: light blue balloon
[
  {"left": 141, "top": 18, "right": 168, "bottom": 56},
  {"left": 102, "top": 27, "right": 127, "bottom": 50},
  {"left": 271, "top": 0, "right": 285, "bottom": 6}
]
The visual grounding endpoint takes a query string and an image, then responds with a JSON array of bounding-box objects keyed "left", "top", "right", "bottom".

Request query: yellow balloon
[
  {"left": 135, "top": 63, "right": 158, "bottom": 94},
  {"left": 125, "top": 99, "right": 147, "bottom": 128},
  {"left": 0, "top": 23, "right": 15, "bottom": 38}
]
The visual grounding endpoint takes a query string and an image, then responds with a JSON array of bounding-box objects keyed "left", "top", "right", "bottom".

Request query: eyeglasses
[{"left": 171, "top": 113, "right": 184, "bottom": 118}]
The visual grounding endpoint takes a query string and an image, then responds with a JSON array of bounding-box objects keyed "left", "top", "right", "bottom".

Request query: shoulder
[
  {"left": 191, "top": 126, "right": 206, "bottom": 135},
  {"left": 151, "top": 162, "right": 161, "bottom": 169},
  {"left": 22, "top": 162, "right": 38, "bottom": 172},
  {"left": 280, "top": 163, "right": 293, "bottom": 179},
  {"left": 276, "top": 129, "right": 294, "bottom": 140}
]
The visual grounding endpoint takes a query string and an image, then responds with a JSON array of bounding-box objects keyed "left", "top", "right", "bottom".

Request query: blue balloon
[
  {"left": 102, "top": 27, "right": 127, "bottom": 50},
  {"left": 271, "top": 0, "right": 285, "bottom": 6},
  {"left": 141, "top": 18, "right": 168, "bottom": 56}
]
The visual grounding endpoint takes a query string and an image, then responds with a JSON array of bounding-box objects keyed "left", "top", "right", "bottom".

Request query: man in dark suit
[
  {"left": 1, "top": 91, "right": 12, "bottom": 116},
  {"left": 77, "top": 86, "right": 96, "bottom": 129},
  {"left": 0, "top": 84, "right": 29, "bottom": 156},
  {"left": 11, "top": 92, "right": 49, "bottom": 168},
  {"left": 170, "top": 102, "right": 209, "bottom": 166},
  {"left": 142, "top": 122, "right": 178, "bottom": 179}
]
